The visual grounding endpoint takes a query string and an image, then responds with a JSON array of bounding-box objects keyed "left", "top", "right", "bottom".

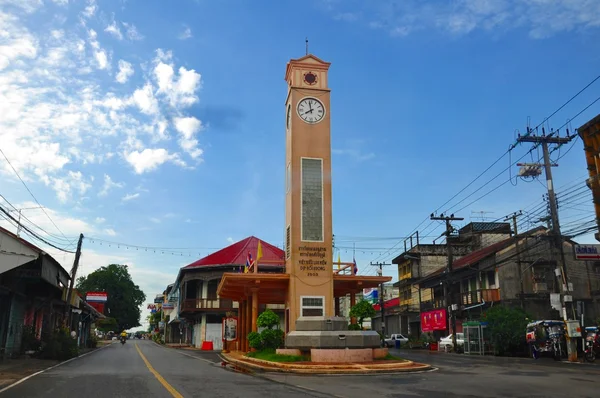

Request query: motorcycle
[
  {"left": 584, "top": 326, "right": 599, "bottom": 363},
  {"left": 120, "top": 336, "right": 127, "bottom": 345}
]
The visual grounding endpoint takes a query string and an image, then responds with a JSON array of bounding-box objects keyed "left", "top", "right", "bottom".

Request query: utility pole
[
  {"left": 430, "top": 213, "right": 464, "bottom": 351},
  {"left": 6, "top": 206, "right": 45, "bottom": 237},
  {"left": 516, "top": 127, "right": 577, "bottom": 362},
  {"left": 65, "top": 233, "right": 84, "bottom": 329},
  {"left": 505, "top": 211, "right": 525, "bottom": 309},
  {"left": 370, "top": 261, "right": 391, "bottom": 342}
]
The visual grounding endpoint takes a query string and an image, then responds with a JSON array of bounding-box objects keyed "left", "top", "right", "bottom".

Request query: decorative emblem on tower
[{"left": 303, "top": 71, "right": 318, "bottom": 85}]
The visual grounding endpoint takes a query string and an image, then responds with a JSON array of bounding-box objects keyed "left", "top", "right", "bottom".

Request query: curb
[
  {"left": 0, "top": 341, "right": 114, "bottom": 394},
  {"left": 221, "top": 353, "right": 433, "bottom": 375}
]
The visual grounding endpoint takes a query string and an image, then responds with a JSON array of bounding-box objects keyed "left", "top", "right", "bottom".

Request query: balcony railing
[
  {"left": 181, "top": 298, "right": 238, "bottom": 311},
  {"left": 460, "top": 289, "right": 501, "bottom": 306}
]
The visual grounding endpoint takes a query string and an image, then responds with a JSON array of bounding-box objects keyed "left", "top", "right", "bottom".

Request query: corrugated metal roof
[{"left": 182, "top": 236, "right": 285, "bottom": 269}]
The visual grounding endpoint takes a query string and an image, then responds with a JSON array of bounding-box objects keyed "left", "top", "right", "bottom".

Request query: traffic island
[{"left": 220, "top": 350, "right": 433, "bottom": 374}]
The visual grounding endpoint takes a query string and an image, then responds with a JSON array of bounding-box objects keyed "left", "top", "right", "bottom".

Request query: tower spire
[{"left": 305, "top": 37, "right": 308, "bottom": 55}]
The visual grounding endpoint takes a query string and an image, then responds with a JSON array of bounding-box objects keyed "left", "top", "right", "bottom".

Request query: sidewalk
[{"left": 390, "top": 347, "right": 599, "bottom": 368}]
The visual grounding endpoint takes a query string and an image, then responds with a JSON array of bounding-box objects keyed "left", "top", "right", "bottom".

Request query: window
[
  {"left": 286, "top": 226, "right": 291, "bottom": 259},
  {"left": 301, "top": 296, "right": 324, "bottom": 317},
  {"left": 301, "top": 158, "right": 323, "bottom": 242},
  {"left": 286, "top": 162, "right": 291, "bottom": 194},
  {"left": 487, "top": 271, "right": 496, "bottom": 287}
]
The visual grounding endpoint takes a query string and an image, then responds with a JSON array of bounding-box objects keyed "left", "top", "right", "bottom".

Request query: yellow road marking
[{"left": 135, "top": 343, "right": 184, "bottom": 398}]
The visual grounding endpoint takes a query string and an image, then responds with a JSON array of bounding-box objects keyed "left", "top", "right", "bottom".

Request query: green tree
[
  {"left": 76, "top": 264, "right": 146, "bottom": 331},
  {"left": 349, "top": 300, "right": 376, "bottom": 328},
  {"left": 482, "top": 305, "right": 530, "bottom": 356}
]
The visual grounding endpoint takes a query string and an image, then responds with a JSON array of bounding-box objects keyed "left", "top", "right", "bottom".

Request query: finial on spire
[{"left": 305, "top": 37, "right": 308, "bottom": 55}]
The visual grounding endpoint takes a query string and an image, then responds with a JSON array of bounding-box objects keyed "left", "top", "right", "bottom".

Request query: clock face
[
  {"left": 286, "top": 104, "right": 291, "bottom": 130},
  {"left": 297, "top": 97, "right": 325, "bottom": 124}
]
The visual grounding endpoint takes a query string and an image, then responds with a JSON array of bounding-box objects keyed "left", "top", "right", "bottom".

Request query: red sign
[
  {"left": 86, "top": 292, "right": 108, "bottom": 302},
  {"left": 88, "top": 302, "right": 105, "bottom": 314},
  {"left": 421, "top": 309, "right": 447, "bottom": 332}
]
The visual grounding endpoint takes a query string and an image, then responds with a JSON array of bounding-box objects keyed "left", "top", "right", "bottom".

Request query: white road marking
[{"left": 0, "top": 342, "right": 114, "bottom": 394}]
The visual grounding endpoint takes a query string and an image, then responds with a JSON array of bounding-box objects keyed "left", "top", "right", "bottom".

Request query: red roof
[
  {"left": 451, "top": 237, "right": 515, "bottom": 269},
  {"left": 183, "top": 236, "right": 285, "bottom": 269}
]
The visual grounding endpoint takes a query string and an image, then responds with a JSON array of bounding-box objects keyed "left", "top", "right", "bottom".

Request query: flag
[
  {"left": 255, "top": 241, "right": 263, "bottom": 273},
  {"left": 244, "top": 252, "right": 253, "bottom": 273},
  {"left": 353, "top": 257, "right": 358, "bottom": 275}
]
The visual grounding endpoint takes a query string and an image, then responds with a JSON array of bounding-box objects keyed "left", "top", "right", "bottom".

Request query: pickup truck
[{"left": 384, "top": 333, "right": 409, "bottom": 348}]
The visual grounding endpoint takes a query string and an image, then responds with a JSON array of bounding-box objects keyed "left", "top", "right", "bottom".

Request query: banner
[
  {"left": 421, "top": 309, "right": 447, "bottom": 332},
  {"left": 162, "top": 303, "right": 174, "bottom": 310},
  {"left": 86, "top": 292, "right": 108, "bottom": 302}
]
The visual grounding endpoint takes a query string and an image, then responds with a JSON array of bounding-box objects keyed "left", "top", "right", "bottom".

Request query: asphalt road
[
  {"left": 0, "top": 340, "right": 330, "bottom": 398},
  {"left": 1, "top": 342, "right": 599, "bottom": 398}
]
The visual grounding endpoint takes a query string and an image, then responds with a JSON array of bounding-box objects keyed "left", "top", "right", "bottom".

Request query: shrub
[
  {"left": 348, "top": 323, "right": 361, "bottom": 331},
  {"left": 482, "top": 305, "right": 530, "bottom": 356},
  {"left": 39, "top": 328, "right": 79, "bottom": 360},
  {"left": 247, "top": 331, "right": 263, "bottom": 350},
  {"left": 21, "top": 325, "right": 41, "bottom": 353},
  {"left": 257, "top": 309, "right": 280, "bottom": 329},
  {"left": 87, "top": 334, "right": 98, "bottom": 348},
  {"left": 261, "top": 328, "right": 284, "bottom": 350}
]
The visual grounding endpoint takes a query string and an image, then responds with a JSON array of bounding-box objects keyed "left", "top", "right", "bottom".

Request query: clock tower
[{"left": 284, "top": 54, "right": 333, "bottom": 330}]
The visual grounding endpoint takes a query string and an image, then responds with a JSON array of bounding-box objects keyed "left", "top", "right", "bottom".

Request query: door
[{"left": 205, "top": 323, "right": 222, "bottom": 350}]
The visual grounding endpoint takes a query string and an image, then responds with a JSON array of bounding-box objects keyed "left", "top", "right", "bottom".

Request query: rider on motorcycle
[{"left": 120, "top": 330, "right": 127, "bottom": 342}]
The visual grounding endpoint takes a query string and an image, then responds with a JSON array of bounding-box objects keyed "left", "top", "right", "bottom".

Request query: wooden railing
[
  {"left": 460, "top": 289, "right": 500, "bottom": 306},
  {"left": 181, "top": 298, "right": 238, "bottom": 311}
]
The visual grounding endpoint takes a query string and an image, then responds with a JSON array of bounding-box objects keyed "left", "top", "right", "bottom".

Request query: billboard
[{"left": 421, "top": 309, "right": 447, "bottom": 332}]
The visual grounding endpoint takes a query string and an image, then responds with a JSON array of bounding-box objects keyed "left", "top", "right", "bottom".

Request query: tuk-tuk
[{"left": 526, "top": 320, "right": 565, "bottom": 360}]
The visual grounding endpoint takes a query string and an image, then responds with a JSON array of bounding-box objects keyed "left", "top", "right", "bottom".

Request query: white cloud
[
  {"left": 82, "top": 0, "right": 96, "bottom": 18},
  {"left": 47, "top": 170, "right": 93, "bottom": 203},
  {"left": 0, "top": 0, "right": 44, "bottom": 13},
  {"left": 123, "top": 22, "right": 144, "bottom": 41},
  {"left": 0, "top": 13, "right": 38, "bottom": 71},
  {"left": 332, "top": 148, "right": 375, "bottom": 162},
  {"left": 178, "top": 26, "right": 192, "bottom": 40},
  {"left": 104, "top": 20, "right": 123, "bottom": 40},
  {"left": 95, "top": 217, "right": 106, "bottom": 224},
  {"left": 94, "top": 50, "right": 108, "bottom": 69},
  {"left": 149, "top": 217, "right": 161, "bottom": 224},
  {"left": 122, "top": 192, "right": 140, "bottom": 201},
  {"left": 153, "top": 50, "right": 202, "bottom": 109},
  {"left": 0, "top": 200, "right": 95, "bottom": 238},
  {"left": 0, "top": 3, "right": 206, "bottom": 203},
  {"left": 322, "top": 0, "right": 600, "bottom": 39},
  {"left": 99, "top": 174, "right": 124, "bottom": 197},
  {"left": 124, "top": 148, "right": 180, "bottom": 174},
  {"left": 226, "top": 237, "right": 234, "bottom": 243},
  {"left": 173, "top": 116, "right": 203, "bottom": 159},
  {"left": 132, "top": 83, "right": 159, "bottom": 115},
  {"left": 116, "top": 60, "right": 134, "bottom": 83}
]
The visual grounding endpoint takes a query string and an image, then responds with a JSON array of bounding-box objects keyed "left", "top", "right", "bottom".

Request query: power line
[
  {"left": 0, "top": 204, "right": 75, "bottom": 253},
  {"left": 0, "top": 147, "right": 69, "bottom": 242}
]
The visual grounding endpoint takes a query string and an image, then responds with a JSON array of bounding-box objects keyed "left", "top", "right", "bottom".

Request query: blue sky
[{"left": 1, "top": 0, "right": 599, "bottom": 328}]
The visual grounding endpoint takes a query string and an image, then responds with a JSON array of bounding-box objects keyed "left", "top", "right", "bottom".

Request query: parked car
[
  {"left": 384, "top": 334, "right": 409, "bottom": 348},
  {"left": 440, "top": 333, "right": 465, "bottom": 350}
]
